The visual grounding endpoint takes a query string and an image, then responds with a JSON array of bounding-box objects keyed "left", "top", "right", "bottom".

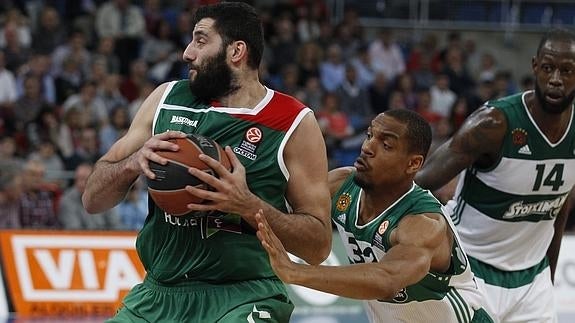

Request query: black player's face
[
  {"left": 184, "top": 18, "right": 239, "bottom": 102},
  {"left": 532, "top": 40, "right": 575, "bottom": 114},
  {"left": 353, "top": 115, "right": 412, "bottom": 190}
]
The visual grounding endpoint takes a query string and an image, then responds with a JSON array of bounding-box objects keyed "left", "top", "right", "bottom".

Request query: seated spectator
[
  {"left": 335, "top": 63, "right": 373, "bottom": 132},
  {"left": 62, "top": 81, "right": 108, "bottom": 128},
  {"left": 99, "top": 106, "right": 130, "bottom": 154},
  {"left": 0, "top": 161, "right": 23, "bottom": 228},
  {"left": 19, "top": 159, "right": 60, "bottom": 229},
  {"left": 59, "top": 163, "right": 122, "bottom": 230},
  {"left": 27, "top": 140, "right": 66, "bottom": 188},
  {"left": 118, "top": 177, "right": 148, "bottom": 230},
  {"left": 64, "top": 127, "right": 101, "bottom": 171}
]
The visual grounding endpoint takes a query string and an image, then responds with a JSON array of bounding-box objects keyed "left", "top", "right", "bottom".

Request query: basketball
[{"left": 147, "top": 134, "right": 231, "bottom": 216}]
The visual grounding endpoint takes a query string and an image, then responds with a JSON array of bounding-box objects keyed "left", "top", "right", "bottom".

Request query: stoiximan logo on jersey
[{"left": 503, "top": 194, "right": 569, "bottom": 219}]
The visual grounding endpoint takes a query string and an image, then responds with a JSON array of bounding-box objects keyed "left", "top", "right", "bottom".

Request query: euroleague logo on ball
[{"left": 245, "top": 127, "right": 263, "bottom": 143}]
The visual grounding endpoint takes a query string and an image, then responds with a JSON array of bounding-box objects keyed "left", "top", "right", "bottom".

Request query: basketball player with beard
[
  {"left": 82, "top": 3, "right": 331, "bottom": 322},
  {"left": 415, "top": 28, "right": 575, "bottom": 322}
]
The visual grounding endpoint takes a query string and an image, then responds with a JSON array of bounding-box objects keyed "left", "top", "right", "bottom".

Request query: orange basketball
[{"left": 147, "top": 134, "right": 231, "bottom": 216}]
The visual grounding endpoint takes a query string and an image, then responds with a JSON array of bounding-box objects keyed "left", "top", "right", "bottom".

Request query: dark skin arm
[
  {"left": 547, "top": 187, "right": 574, "bottom": 283},
  {"left": 255, "top": 208, "right": 449, "bottom": 300},
  {"left": 415, "top": 106, "right": 507, "bottom": 191}
]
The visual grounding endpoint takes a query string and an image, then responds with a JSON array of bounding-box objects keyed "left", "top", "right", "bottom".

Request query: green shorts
[{"left": 107, "top": 275, "right": 294, "bottom": 323}]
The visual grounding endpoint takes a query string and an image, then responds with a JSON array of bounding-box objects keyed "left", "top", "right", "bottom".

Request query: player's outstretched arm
[
  {"left": 256, "top": 209, "right": 448, "bottom": 300},
  {"left": 185, "top": 112, "right": 332, "bottom": 264},
  {"left": 415, "top": 106, "right": 507, "bottom": 191},
  {"left": 83, "top": 83, "right": 186, "bottom": 213}
]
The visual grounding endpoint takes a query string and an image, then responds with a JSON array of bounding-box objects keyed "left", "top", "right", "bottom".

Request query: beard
[
  {"left": 534, "top": 82, "right": 575, "bottom": 115},
  {"left": 188, "top": 47, "right": 239, "bottom": 102}
]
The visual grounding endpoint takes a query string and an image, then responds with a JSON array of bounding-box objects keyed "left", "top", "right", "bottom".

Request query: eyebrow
[{"left": 193, "top": 30, "right": 209, "bottom": 38}]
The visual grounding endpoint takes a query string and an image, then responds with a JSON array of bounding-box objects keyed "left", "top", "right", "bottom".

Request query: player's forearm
[
  {"left": 288, "top": 262, "right": 406, "bottom": 300},
  {"left": 82, "top": 156, "right": 140, "bottom": 214},
  {"left": 246, "top": 200, "right": 331, "bottom": 265},
  {"left": 546, "top": 198, "right": 571, "bottom": 282}
]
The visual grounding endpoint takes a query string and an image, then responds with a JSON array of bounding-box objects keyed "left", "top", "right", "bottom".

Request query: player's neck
[
  {"left": 526, "top": 93, "right": 573, "bottom": 142},
  {"left": 358, "top": 181, "right": 413, "bottom": 225},
  {"left": 216, "top": 73, "right": 266, "bottom": 109}
]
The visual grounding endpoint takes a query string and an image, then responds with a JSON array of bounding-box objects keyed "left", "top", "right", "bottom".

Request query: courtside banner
[{"left": 0, "top": 231, "right": 145, "bottom": 317}]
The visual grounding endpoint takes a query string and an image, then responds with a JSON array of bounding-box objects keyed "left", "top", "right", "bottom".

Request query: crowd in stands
[{"left": 0, "top": 0, "right": 572, "bottom": 231}]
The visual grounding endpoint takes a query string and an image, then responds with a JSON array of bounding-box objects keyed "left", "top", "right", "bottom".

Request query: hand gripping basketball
[{"left": 147, "top": 133, "right": 231, "bottom": 216}]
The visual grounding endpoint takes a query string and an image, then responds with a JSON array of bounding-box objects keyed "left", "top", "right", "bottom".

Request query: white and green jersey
[
  {"left": 138, "top": 80, "right": 311, "bottom": 284},
  {"left": 332, "top": 174, "right": 489, "bottom": 323},
  {"left": 447, "top": 91, "right": 575, "bottom": 276}
]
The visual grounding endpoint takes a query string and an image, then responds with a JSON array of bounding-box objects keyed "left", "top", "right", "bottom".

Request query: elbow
[
  {"left": 304, "top": 230, "right": 332, "bottom": 265},
  {"left": 82, "top": 192, "right": 100, "bottom": 214}
]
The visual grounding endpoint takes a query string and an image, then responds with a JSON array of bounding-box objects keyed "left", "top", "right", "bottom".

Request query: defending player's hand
[
  {"left": 184, "top": 146, "right": 258, "bottom": 215},
  {"left": 135, "top": 131, "right": 188, "bottom": 179},
  {"left": 255, "top": 209, "right": 298, "bottom": 284}
]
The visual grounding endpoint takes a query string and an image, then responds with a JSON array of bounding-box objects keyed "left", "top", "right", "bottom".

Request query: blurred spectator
[
  {"left": 62, "top": 81, "right": 108, "bottom": 128},
  {"left": 172, "top": 10, "right": 193, "bottom": 49},
  {"left": 57, "top": 108, "right": 85, "bottom": 165},
  {"left": 320, "top": 43, "right": 345, "bottom": 92},
  {"left": 141, "top": 19, "right": 176, "bottom": 69},
  {"left": 0, "top": 8, "right": 31, "bottom": 48},
  {"left": 118, "top": 177, "right": 148, "bottom": 230},
  {"left": 27, "top": 140, "right": 66, "bottom": 187},
  {"left": 295, "top": 41, "right": 323, "bottom": 87},
  {"left": 430, "top": 73, "right": 457, "bottom": 118},
  {"left": 393, "top": 73, "right": 418, "bottom": 110},
  {"left": 97, "top": 74, "right": 128, "bottom": 114},
  {"left": 0, "top": 161, "right": 23, "bottom": 228},
  {"left": 0, "top": 135, "right": 24, "bottom": 165},
  {"left": 368, "top": 71, "right": 390, "bottom": 114},
  {"left": 411, "top": 54, "right": 435, "bottom": 91},
  {"left": 368, "top": 28, "right": 405, "bottom": 81},
  {"left": 1, "top": 20, "right": 31, "bottom": 73},
  {"left": 0, "top": 50, "right": 17, "bottom": 107},
  {"left": 120, "top": 59, "right": 149, "bottom": 102},
  {"left": 54, "top": 57, "right": 84, "bottom": 105},
  {"left": 14, "top": 75, "right": 53, "bottom": 131},
  {"left": 350, "top": 44, "right": 375, "bottom": 89},
  {"left": 59, "top": 163, "right": 122, "bottom": 230},
  {"left": 268, "top": 15, "right": 299, "bottom": 75},
  {"left": 17, "top": 54, "right": 56, "bottom": 104},
  {"left": 294, "top": 2, "right": 322, "bottom": 42},
  {"left": 442, "top": 47, "right": 475, "bottom": 96},
  {"left": 31, "top": 6, "right": 67, "bottom": 55},
  {"left": 493, "top": 70, "right": 518, "bottom": 99},
  {"left": 316, "top": 92, "right": 353, "bottom": 168},
  {"left": 128, "top": 81, "right": 155, "bottom": 120},
  {"left": 64, "top": 127, "right": 101, "bottom": 171},
  {"left": 476, "top": 52, "right": 498, "bottom": 83},
  {"left": 51, "top": 30, "right": 91, "bottom": 78},
  {"left": 26, "top": 107, "right": 60, "bottom": 150},
  {"left": 19, "top": 159, "right": 60, "bottom": 229},
  {"left": 99, "top": 106, "right": 130, "bottom": 154},
  {"left": 93, "top": 36, "right": 121, "bottom": 75},
  {"left": 387, "top": 90, "right": 407, "bottom": 110},
  {"left": 277, "top": 64, "right": 302, "bottom": 96},
  {"left": 416, "top": 88, "right": 441, "bottom": 124},
  {"left": 449, "top": 96, "right": 471, "bottom": 133},
  {"left": 335, "top": 64, "right": 373, "bottom": 132},
  {"left": 95, "top": 0, "right": 147, "bottom": 75},
  {"left": 466, "top": 79, "right": 496, "bottom": 112},
  {"left": 297, "top": 76, "right": 323, "bottom": 112}
]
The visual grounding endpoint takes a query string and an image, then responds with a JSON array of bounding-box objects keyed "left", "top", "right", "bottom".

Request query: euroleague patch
[
  {"left": 336, "top": 193, "right": 352, "bottom": 212},
  {"left": 233, "top": 127, "right": 263, "bottom": 161},
  {"left": 511, "top": 128, "right": 528, "bottom": 146}
]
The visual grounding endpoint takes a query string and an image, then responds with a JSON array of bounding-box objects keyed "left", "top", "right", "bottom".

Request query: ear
[
  {"left": 406, "top": 154, "right": 424, "bottom": 175},
  {"left": 229, "top": 40, "right": 248, "bottom": 64},
  {"left": 531, "top": 56, "right": 537, "bottom": 73}
]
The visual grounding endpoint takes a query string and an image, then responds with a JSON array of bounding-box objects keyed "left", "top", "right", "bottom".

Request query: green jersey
[
  {"left": 332, "top": 173, "right": 487, "bottom": 323},
  {"left": 448, "top": 91, "right": 575, "bottom": 272},
  {"left": 138, "top": 80, "right": 311, "bottom": 283}
]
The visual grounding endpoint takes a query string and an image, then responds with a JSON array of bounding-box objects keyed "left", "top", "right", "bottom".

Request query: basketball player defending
[{"left": 257, "top": 110, "right": 494, "bottom": 323}]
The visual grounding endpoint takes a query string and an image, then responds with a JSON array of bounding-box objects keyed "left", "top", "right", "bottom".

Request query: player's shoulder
[{"left": 328, "top": 167, "right": 355, "bottom": 196}]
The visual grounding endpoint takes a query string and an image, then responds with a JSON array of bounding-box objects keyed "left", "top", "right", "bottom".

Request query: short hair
[
  {"left": 192, "top": 2, "right": 264, "bottom": 69},
  {"left": 383, "top": 109, "right": 432, "bottom": 159},
  {"left": 536, "top": 28, "right": 575, "bottom": 57}
]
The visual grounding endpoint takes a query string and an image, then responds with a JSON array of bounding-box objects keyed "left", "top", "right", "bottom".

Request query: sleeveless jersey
[
  {"left": 138, "top": 80, "right": 311, "bottom": 283},
  {"left": 332, "top": 174, "right": 487, "bottom": 323},
  {"left": 447, "top": 91, "right": 575, "bottom": 271}
]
